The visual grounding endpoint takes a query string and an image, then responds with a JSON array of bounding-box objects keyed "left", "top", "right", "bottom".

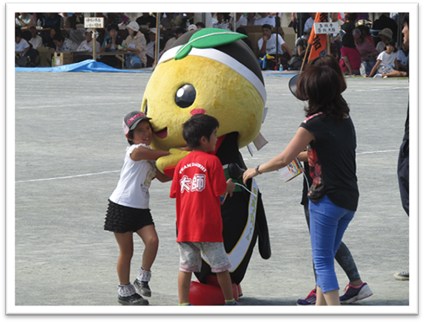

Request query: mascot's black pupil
[{"left": 175, "top": 84, "right": 196, "bottom": 108}]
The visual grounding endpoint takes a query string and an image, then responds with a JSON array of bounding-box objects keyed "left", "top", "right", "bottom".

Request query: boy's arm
[
  {"left": 130, "top": 146, "right": 170, "bottom": 161},
  {"left": 155, "top": 168, "right": 173, "bottom": 182}
]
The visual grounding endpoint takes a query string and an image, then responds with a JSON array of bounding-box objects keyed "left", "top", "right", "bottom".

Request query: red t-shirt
[
  {"left": 340, "top": 47, "right": 361, "bottom": 71},
  {"left": 170, "top": 151, "right": 227, "bottom": 242}
]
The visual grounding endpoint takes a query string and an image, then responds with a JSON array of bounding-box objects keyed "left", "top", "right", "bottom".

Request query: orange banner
[{"left": 308, "top": 13, "right": 329, "bottom": 61}]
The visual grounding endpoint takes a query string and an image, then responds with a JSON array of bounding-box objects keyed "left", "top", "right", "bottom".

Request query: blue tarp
[{"left": 15, "top": 59, "right": 151, "bottom": 73}]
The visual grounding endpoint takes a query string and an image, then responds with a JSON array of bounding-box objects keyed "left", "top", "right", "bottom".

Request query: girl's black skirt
[{"left": 104, "top": 200, "right": 154, "bottom": 233}]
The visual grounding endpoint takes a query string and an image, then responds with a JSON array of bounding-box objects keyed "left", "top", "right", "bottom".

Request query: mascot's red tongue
[
  {"left": 155, "top": 128, "right": 168, "bottom": 139},
  {"left": 163, "top": 135, "right": 226, "bottom": 178}
]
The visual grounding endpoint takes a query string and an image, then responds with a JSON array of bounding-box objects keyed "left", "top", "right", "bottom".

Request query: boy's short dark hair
[
  {"left": 53, "top": 33, "right": 64, "bottom": 42},
  {"left": 182, "top": 114, "right": 219, "bottom": 148},
  {"left": 262, "top": 24, "right": 272, "bottom": 31}
]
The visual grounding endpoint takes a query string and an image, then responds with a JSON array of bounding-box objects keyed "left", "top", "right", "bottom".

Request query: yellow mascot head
[{"left": 141, "top": 28, "right": 267, "bottom": 173}]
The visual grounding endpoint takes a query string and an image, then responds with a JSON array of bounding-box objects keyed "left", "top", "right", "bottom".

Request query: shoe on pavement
[
  {"left": 339, "top": 282, "right": 373, "bottom": 304},
  {"left": 296, "top": 288, "right": 316, "bottom": 306},
  {"left": 394, "top": 271, "right": 409, "bottom": 281},
  {"left": 134, "top": 279, "right": 151, "bottom": 297},
  {"left": 373, "top": 74, "right": 382, "bottom": 78},
  {"left": 118, "top": 293, "right": 149, "bottom": 305}
]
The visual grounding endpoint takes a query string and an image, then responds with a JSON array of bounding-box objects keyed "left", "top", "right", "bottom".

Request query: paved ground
[{"left": 10, "top": 70, "right": 414, "bottom": 316}]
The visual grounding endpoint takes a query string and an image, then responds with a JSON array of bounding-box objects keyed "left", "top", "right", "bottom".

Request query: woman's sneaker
[
  {"left": 394, "top": 271, "right": 409, "bottom": 281},
  {"left": 296, "top": 288, "right": 316, "bottom": 305},
  {"left": 134, "top": 279, "right": 151, "bottom": 297},
  {"left": 339, "top": 282, "right": 373, "bottom": 304},
  {"left": 118, "top": 293, "right": 149, "bottom": 305}
]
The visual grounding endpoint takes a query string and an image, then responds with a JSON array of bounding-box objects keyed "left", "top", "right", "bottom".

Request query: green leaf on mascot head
[{"left": 175, "top": 28, "right": 247, "bottom": 60}]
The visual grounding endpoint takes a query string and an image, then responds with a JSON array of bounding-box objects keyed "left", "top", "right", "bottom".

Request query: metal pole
[
  {"left": 92, "top": 28, "right": 96, "bottom": 60},
  {"left": 155, "top": 13, "right": 160, "bottom": 67}
]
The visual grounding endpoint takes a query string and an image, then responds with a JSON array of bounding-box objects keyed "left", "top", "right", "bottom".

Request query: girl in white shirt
[
  {"left": 104, "top": 111, "right": 171, "bottom": 305},
  {"left": 366, "top": 40, "right": 398, "bottom": 78}
]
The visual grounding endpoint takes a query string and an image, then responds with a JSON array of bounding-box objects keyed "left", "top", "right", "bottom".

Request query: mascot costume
[{"left": 141, "top": 28, "right": 271, "bottom": 305}]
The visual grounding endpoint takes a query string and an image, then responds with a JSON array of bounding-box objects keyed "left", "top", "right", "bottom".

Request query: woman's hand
[{"left": 242, "top": 168, "right": 258, "bottom": 184}]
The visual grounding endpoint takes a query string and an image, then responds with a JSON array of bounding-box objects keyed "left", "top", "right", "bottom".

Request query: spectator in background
[
  {"left": 160, "top": 13, "right": 173, "bottom": 29},
  {"left": 161, "top": 28, "right": 184, "bottom": 54},
  {"left": 258, "top": 23, "right": 292, "bottom": 68},
  {"left": 27, "top": 23, "right": 43, "bottom": 48},
  {"left": 373, "top": 13, "right": 398, "bottom": 43},
  {"left": 146, "top": 28, "right": 157, "bottom": 67},
  {"left": 15, "top": 28, "right": 30, "bottom": 54},
  {"left": 255, "top": 13, "right": 275, "bottom": 27},
  {"left": 376, "top": 28, "right": 393, "bottom": 53},
  {"left": 290, "top": 12, "right": 311, "bottom": 37},
  {"left": 136, "top": 13, "right": 157, "bottom": 28},
  {"left": 43, "top": 26, "right": 63, "bottom": 49},
  {"left": 195, "top": 22, "right": 205, "bottom": 29},
  {"left": 76, "top": 29, "right": 101, "bottom": 53},
  {"left": 229, "top": 13, "right": 247, "bottom": 30},
  {"left": 304, "top": 13, "right": 315, "bottom": 32},
  {"left": 289, "top": 28, "right": 311, "bottom": 70},
  {"left": 19, "top": 30, "right": 40, "bottom": 66},
  {"left": 356, "top": 22, "right": 375, "bottom": 47},
  {"left": 106, "top": 13, "right": 123, "bottom": 27},
  {"left": 182, "top": 13, "right": 195, "bottom": 29},
  {"left": 339, "top": 33, "right": 361, "bottom": 75},
  {"left": 395, "top": 43, "right": 409, "bottom": 72},
  {"left": 15, "top": 12, "right": 35, "bottom": 28},
  {"left": 60, "top": 13, "right": 73, "bottom": 29},
  {"left": 365, "top": 39, "right": 397, "bottom": 78},
  {"left": 353, "top": 28, "right": 378, "bottom": 75},
  {"left": 246, "top": 13, "right": 256, "bottom": 25},
  {"left": 42, "top": 13, "right": 62, "bottom": 30},
  {"left": 123, "top": 21, "right": 147, "bottom": 67},
  {"left": 236, "top": 27, "right": 253, "bottom": 50},
  {"left": 51, "top": 33, "right": 78, "bottom": 52},
  {"left": 341, "top": 13, "right": 357, "bottom": 36},
  {"left": 100, "top": 24, "right": 123, "bottom": 68},
  {"left": 213, "top": 13, "right": 230, "bottom": 30}
]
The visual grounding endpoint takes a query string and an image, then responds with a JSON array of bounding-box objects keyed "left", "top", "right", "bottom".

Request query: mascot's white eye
[
  {"left": 175, "top": 84, "right": 196, "bottom": 108},
  {"left": 143, "top": 101, "right": 148, "bottom": 115}
]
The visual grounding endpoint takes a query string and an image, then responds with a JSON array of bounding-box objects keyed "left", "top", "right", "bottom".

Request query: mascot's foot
[{"left": 189, "top": 276, "right": 240, "bottom": 305}]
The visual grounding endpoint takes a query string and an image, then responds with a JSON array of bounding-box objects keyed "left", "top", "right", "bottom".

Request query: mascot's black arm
[{"left": 216, "top": 132, "right": 271, "bottom": 260}]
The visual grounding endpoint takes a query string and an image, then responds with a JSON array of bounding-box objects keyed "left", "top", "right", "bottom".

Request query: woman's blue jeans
[{"left": 309, "top": 196, "right": 355, "bottom": 293}]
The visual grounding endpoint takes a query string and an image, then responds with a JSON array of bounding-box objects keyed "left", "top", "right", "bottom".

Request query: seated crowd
[
  {"left": 289, "top": 12, "right": 408, "bottom": 77},
  {"left": 15, "top": 12, "right": 408, "bottom": 78}
]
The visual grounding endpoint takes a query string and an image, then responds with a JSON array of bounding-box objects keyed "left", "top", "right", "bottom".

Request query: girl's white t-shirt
[
  {"left": 109, "top": 143, "right": 156, "bottom": 209},
  {"left": 377, "top": 51, "right": 397, "bottom": 69}
]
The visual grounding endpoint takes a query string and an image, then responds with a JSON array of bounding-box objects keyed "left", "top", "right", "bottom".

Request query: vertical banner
[{"left": 307, "top": 13, "right": 329, "bottom": 61}]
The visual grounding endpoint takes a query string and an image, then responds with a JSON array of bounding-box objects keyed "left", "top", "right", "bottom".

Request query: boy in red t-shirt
[{"left": 170, "top": 114, "right": 236, "bottom": 305}]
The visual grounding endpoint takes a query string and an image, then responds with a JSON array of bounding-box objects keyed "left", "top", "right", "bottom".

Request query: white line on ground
[{"left": 15, "top": 150, "right": 398, "bottom": 183}]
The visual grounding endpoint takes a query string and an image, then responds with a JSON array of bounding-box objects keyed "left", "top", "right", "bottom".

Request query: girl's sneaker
[
  {"left": 296, "top": 288, "right": 316, "bottom": 305},
  {"left": 118, "top": 293, "right": 149, "bottom": 305},
  {"left": 339, "top": 282, "right": 373, "bottom": 304},
  {"left": 134, "top": 278, "right": 151, "bottom": 297}
]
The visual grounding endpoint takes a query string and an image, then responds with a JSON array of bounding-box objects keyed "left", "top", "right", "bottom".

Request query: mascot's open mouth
[{"left": 155, "top": 128, "right": 168, "bottom": 139}]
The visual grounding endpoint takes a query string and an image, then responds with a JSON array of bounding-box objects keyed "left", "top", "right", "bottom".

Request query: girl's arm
[
  {"left": 130, "top": 146, "right": 170, "bottom": 161},
  {"left": 366, "top": 59, "right": 381, "bottom": 77},
  {"left": 243, "top": 127, "right": 314, "bottom": 184}
]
